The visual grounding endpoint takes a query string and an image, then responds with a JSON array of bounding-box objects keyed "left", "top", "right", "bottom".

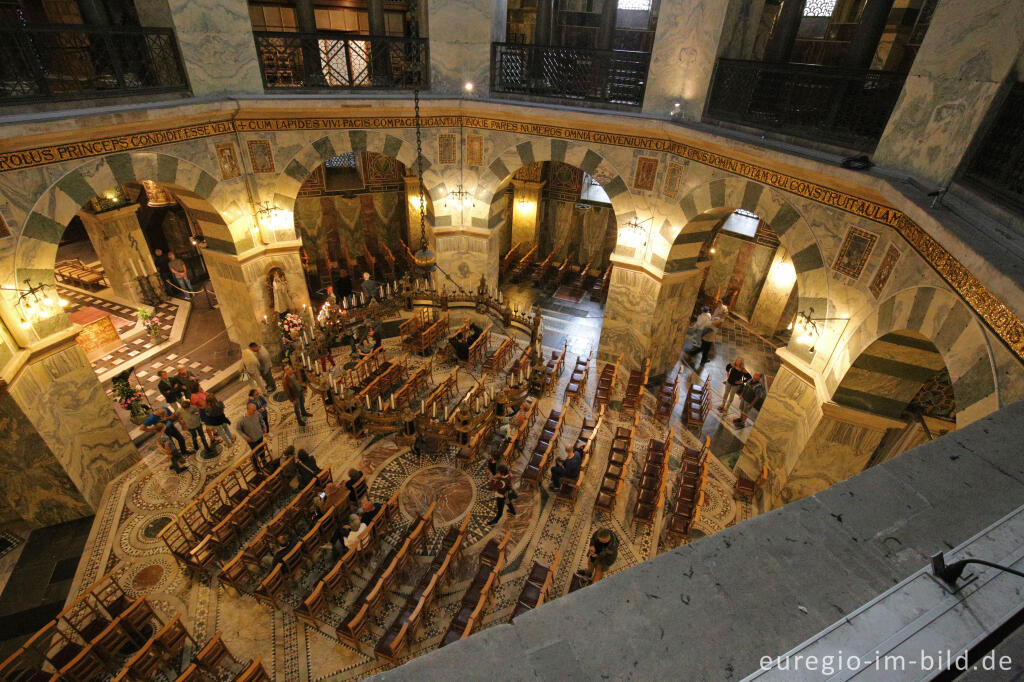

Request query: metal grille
[
  {"left": 0, "top": 24, "right": 189, "bottom": 103},
  {"left": 803, "top": 0, "right": 836, "bottom": 17},
  {"left": 491, "top": 42, "right": 650, "bottom": 108},
  {"left": 254, "top": 32, "right": 428, "bottom": 91},
  {"left": 961, "top": 82, "right": 1024, "bottom": 211},
  {"left": 704, "top": 58, "right": 906, "bottom": 151}
]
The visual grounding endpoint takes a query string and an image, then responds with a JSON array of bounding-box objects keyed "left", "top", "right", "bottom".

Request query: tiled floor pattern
[{"left": 64, "top": 303, "right": 759, "bottom": 681}]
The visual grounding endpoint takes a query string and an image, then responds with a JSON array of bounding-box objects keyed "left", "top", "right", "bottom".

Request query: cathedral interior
[{"left": 1, "top": 0, "right": 1023, "bottom": 679}]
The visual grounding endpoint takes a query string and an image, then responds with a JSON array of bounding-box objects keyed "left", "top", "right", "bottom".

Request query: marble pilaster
[
  {"left": 509, "top": 179, "right": 543, "bottom": 248},
  {"left": 642, "top": 0, "right": 732, "bottom": 120},
  {"left": 718, "top": 0, "right": 767, "bottom": 60},
  {"left": 873, "top": 0, "right": 1024, "bottom": 186},
  {"left": 427, "top": 0, "right": 498, "bottom": 96},
  {"left": 6, "top": 339, "right": 139, "bottom": 512},
  {"left": 596, "top": 262, "right": 660, "bottom": 371},
  {"left": 165, "top": 0, "right": 264, "bottom": 96},
  {"left": 649, "top": 266, "right": 707, "bottom": 375},
  {"left": 434, "top": 227, "right": 501, "bottom": 294},
  {"left": 749, "top": 248, "right": 796, "bottom": 336},
  {"left": 79, "top": 204, "right": 157, "bottom": 305}
]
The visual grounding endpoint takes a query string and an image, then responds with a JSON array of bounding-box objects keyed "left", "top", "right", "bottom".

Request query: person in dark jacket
[
  {"left": 718, "top": 357, "right": 751, "bottom": 414},
  {"left": 283, "top": 365, "right": 312, "bottom": 426},
  {"left": 296, "top": 449, "right": 321, "bottom": 487},
  {"left": 345, "top": 468, "right": 368, "bottom": 503},
  {"left": 734, "top": 372, "right": 766, "bottom": 427},
  {"left": 549, "top": 444, "right": 582, "bottom": 491},
  {"left": 588, "top": 528, "right": 619, "bottom": 575},
  {"left": 486, "top": 463, "right": 516, "bottom": 525}
]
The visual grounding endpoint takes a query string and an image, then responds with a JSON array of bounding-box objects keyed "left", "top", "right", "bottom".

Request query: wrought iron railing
[
  {"left": 704, "top": 58, "right": 907, "bottom": 151},
  {"left": 253, "top": 32, "right": 428, "bottom": 91},
  {"left": 491, "top": 42, "right": 650, "bottom": 108},
  {"left": 0, "top": 24, "right": 189, "bottom": 103},
  {"left": 961, "top": 82, "right": 1024, "bottom": 211}
]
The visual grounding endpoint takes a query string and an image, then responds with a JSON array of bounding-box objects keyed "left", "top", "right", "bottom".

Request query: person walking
[
  {"left": 167, "top": 252, "right": 192, "bottom": 299},
  {"left": 486, "top": 463, "right": 517, "bottom": 525},
  {"left": 283, "top": 364, "right": 312, "bottom": 426},
  {"left": 719, "top": 357, "right": 752, "bottom": 415},
  {"left": 176, "top": 399, "right": 210, "bottom": 453},
  {"left": 201, "top": 392, "right": 234, "bottom": 444},
  {"left": 734, "top": 372, "right": 767, "bottom": 427},
  {"left": 250, "top": 342, "right": 277, "bottom": 392},
  {"left": 141, "top": 405, "right": 190, "bottom": 457},
  {"left": 237, "top": 401, "right": 268, "bottom": 453},
  {"left": 153, "top": 423, "right": 187, "bottom": 474},
  {"left": 240, "top": 344, "right": 267, "bottom": 393}
]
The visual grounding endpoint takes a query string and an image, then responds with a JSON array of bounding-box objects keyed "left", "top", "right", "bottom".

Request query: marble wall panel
[
  {"left": 165, "top": 0, "right": 263, "bottom": 96},
  {"left": 732, "top": 242, "right": 774, "bottom": 320},
  {"left": 597, "top": 266, "right": 660, "bottom": 370},
  {"left": 7, "top": 343, "right": 139, "bottom": 509},
  {"left": 427, "top": 0, "right": 496, "bottom": 95},
  {"left": 649, "top": 269, "right": 705, "bottom": 375},
  {"left": 642, "top": 0, "right": 731, "bottom": 119},
  {"left": 750, "top": 248, "right": 796, "bottom": 336},
  {"left": 435, "top": 230, "right": 499, "bottom": 293},
  {"left": 0, "top": 391, "right": 93, "bottom": 528}
]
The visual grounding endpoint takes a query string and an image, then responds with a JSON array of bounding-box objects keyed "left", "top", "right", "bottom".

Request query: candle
[
  {"left": 360, "top": 291, "right": 366, "bottom": 305},
  {"left": 378, "top": 396, "right": 383, "bottom": 410},
  {"left": 391, "top": 394, "right": 396, "bottom": 410},
  {"left": 342, "top": 298, "right": 348, "bottom": 310},
  {"left": 432, "top": 402, "right": 436, "bottom": 418},
  {"left": 365, "top": 395, "right": 371, "bottom": 409},
  {"left": 421, "top": 399, "right": 425, "bottom": 415},
  {"left": 444, "top": 406, "right": 448, "bottom": 421}
]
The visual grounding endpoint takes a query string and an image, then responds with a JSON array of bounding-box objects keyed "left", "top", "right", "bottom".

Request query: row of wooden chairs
[
  {"left": 392, "top": 358, "right": 432, "bottom": 410},
  {"left": 684, "top": 376, "right": 712, "bottom": 431},
  {"left": 554, "top": 409, "right": 604, "bottom": 504},
  {"left": 510, "top": 552, "right": 561, "bottom": 621},
  {"left": 593, "top": 352, "right": 622, "bottom": 410},
  {"left": 520, "top": 407, "right": 567, "bottom": 485},
  {"left": 564, "top": 350, "right": 591, "bottom": 406},
  {"left": 499, "top": 396, "right": 539, "bottom": 465},
  {"left": 483, "top": 336, "right": 516, "bottom": 373},
  {"left": 620, "top": 358, "right": 650, "bottom": 418},
  {"left": 500, "top": 241, "right": 522, "bottom": 275},
  {"left": 440, "top": 527, "right": 511, "bottom": 647},
  {"left": 336, "top": 503, "right": 436, "bottom": 646},
  {"left": 595, "top": 413, "right": 638, "bottom": 511},
  {"left": 374, "top": 516, "right": 471, "bottom": 662},
  {"left": 406, "top": 311, "right": 450, "bottom": 355},
  {"left": 654, "top": 371, "right": 681, "bottom": 424},
  {"left": 55, "top": 258, "right": 106, "bottom": 290},
  {"left": 291, "top": 492, "right": 402, "bottom": 626},
  {"left": 421, "top": 367, "right": 458, "bottom": 419},
  {"left": 510, "top": 244, "right": 538, "bottom": 279},
  {"left": 734, "top": 464, "right": 768, "bottom": 501},
  {"left": 634, "top": 430, "right": 673, "bottom": 527},
  {"left": 463, "top": 322, "right": 494, "bottom": 367},
  {"left": 398, "top": 308, "right": 436, "bottom": 340},
  {"left": 542, "top": 342, "right": 567, "bottom": 395},
  {"left": 177, "top": 633, "right": 270, "bottom": 682},
  {"left": 666, "top": 437, "right": 710, "bottom": 541},
  {"left": 590, "top": 264, "right": 612, "bottom": 303},
  {"left": 342, "top": 347, "right": 389, "bottom": 390},
  {"left": 356, "top": 352, "right": 410, "bottom": 407}
]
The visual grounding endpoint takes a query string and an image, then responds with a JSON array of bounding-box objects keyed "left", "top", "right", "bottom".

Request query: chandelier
[{"left": 2, "top": 279, "right": 68, "bottom": 328}]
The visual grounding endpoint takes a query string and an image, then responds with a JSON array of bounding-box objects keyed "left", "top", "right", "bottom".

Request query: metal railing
[
  {"left": 491, "top": 42, "right": 650, "bottom": 108},
  {"left": 253, "top": 32, "right": 428, "bottom": 91},
  {"left": 704, "top": 58, "right": 907, "bottom": 151},
  {"left": 0, "top": 24, "right": 189, "bottom": 103},
  {"left": 960, "top": 82, "right": 1024, "bottom": 211}
]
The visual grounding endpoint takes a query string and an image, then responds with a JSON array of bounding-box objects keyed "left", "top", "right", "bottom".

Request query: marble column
[
  {"left": 133, "top": 0, "right": 174, "bottom": 27},
  {"left": 733, "top": 352, "right": 825, "bottom": 509},
  {"left": 509, "top": 180, "right": 543, "bottom": 248},
  {"left": 294, "top": 0, "right": 326, "bottom": 86},
  {"left": 749, "top": 249, "right": 796, "bottom": 336},
  {"left": 535, "top": 0, "right": 554, "bottom": 44},
  {"left": 5, "top": 335, "right": 140, "bottom": 518},
  {"left": 78, "top": 205, "right": 158, "bottom": 305},
  {"left": 597, "top": 0, "right": 618, "bottom": 50},
  {"left": 763, "top": 0, "right": 805, "bottom": 63},
  {"left": 642, "top": 0, "right": 733, "bottom": 120},
  {"left": 434, "top": 227, "right": 501, "bottom": 294},
  {"left": 427, "top": 0, "right": 497, "bottom": 95},
  {"left": 779, "top": 402, "right": 900, "bottom": 504},
  {"left": 844, "top": 0, "right": 894, "bottom": 68},
  {"left": 201, "top": 243, "right": 310, "bottom": 352},
  {"left": 718, "top": 0, "right": 768, "bottom": 60},
  {"left": 648, "top": 266, "right": 708, "bottom": 376},
  {"left": 873, "top": 0, "right": 1024, "bottom": 186},
  {"left": 596, "top": 262, "right": 661, "bottom": 371},
  {"left": 165, "top": 0, "right": 264, "bottom": 96}
]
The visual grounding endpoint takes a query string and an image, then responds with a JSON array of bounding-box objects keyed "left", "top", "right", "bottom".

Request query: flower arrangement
[
  {"left": 117, "top": 390, "right": 147, "bottom": 411},
  {"left": 112, "top": 375, "right": 149, "bottom": 422},
  {"left": 281, "top": 312, "right": 303, "bottom": 336},
  {"left": 137, "top": 307, "right": 162, "bottom": 339}
]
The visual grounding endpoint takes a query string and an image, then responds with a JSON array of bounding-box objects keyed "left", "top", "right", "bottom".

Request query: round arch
[
  {"left": 468, "top": 138, "right": 639, "bottom": 233},
  {"left": 826, "top": 286, "right": 998, "bottom": 428}
]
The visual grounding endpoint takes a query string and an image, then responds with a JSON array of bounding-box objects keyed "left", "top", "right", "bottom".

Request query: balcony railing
[
  {"left": 491, "top": 42, "right": 650, "bottom": 108},
  {"left": 253, "top": 32, "right": 428, "bottom": 91},
  {"left": 961, "top": 82, "right": 1024, "bottom": 211},
  {"left": 0, "top": 24, "right": 189, "bottom": 104},
  {"left": 704, "top": 58, "right": 907, "bottom": 151}
]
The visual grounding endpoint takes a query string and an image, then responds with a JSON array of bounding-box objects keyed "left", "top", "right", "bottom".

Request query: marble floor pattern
[{"left": 67, "top": 306, "right": 748, "bottom": 680}]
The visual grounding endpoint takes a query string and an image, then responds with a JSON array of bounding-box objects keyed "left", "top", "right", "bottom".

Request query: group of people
[
  {"left": 719, "top": 356, "right": 767, "bottom": 427},
  {"left": 148, "top": 366, "right": 234, "bottom": 472},
  {"left": 682, "top": 303, "right": 728, "bottom": 367}
]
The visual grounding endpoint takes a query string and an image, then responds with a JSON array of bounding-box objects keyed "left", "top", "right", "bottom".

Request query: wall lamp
[
  {"left": 1, "top": 279, "right": 68, "bottom": 328},
  {"left": 789, "top": 307, "right": 848, "bottom": 354}
]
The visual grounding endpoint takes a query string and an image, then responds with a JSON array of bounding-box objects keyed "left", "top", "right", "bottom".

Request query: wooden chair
[
  {"left": 194, "top": 631, "right": 241, "bottom": 678},
  {"left": 294, "top": 582, "right": 329, "bottom": 628},
  {"left": 58, "top": 643, "right": 105, "bottom": 682},
  {"left": 233, "top": 658, "right": 271, "bottom": 682},
  {"left": 734, "top": 465, "right": 767, "bottom": 500},
  {"left": 153, "top": 615, "right": 194, "bottom": 667},
  {"left": 118, "top": 597, "right": 162, "bottom": 646},
  {"left": 254, "top": 565, "right": 285, "bottom": 607}
]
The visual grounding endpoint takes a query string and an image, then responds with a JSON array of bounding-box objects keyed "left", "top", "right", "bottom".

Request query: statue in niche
[{"left": 272, "top": 269, "right": 293, "bottom": 318}]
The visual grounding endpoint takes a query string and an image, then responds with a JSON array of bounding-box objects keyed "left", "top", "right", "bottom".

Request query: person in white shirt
[{"left": 343, "top": 514, "right": 368, "bottom": 549}]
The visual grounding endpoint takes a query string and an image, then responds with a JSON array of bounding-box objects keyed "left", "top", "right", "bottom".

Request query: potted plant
[
  {"left": 112, "top": 375, "right": 149, "bottom": 424},
  {"left": 137, "top": 307, "right": 162, "bottom": 340}
]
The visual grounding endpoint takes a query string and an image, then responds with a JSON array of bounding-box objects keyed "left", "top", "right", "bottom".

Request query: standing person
[
  {"left": 248, "top": 388, "right": 270, "bottom": 432},
  {"left": 201, "top": 392, "right": 234, "bottom": 444},
  {"left": 236, "top": 401, "right": 267, "bottom": 453},
  {"left": 360, "top": 272, "right": 379, "bottom": 301},
  {"left": 176, "top": 399, "right": 210, "bottom": 453},
  {"left": 683, "top": 307, "right": 712, "bottom": 366},
  {"left": 157, "top": 369, "right": 181, "bottom": 405},
  {"left": 695, "top": 318, "right": 721, "bottom": 367},
  {"left": 141, "top": 405, "right": 190, "bottom": 457},
  {"left": 240, "top": 343, "right": 267, "bottom": 393},
  {"left": 167, "top": 252, "right": 192, "bottom": 299},
  {"left": 250, "top": 342, "right": 277, "bottom": 392},
  {"left": 172, "top": 366, "right": 200, "bottom": 396},
  {"left": 719, "top": 357, "right": 751, "bottom": 414},
  {"left": 283, "top": 365, "right": 312, "bottom": 426},
  {"left": 154, "top": 423, "right": 187, "bottom": 474},
  {"left": 734, "top": 372, "right": 766, "bottom": 427},
  {"left": 315, "top": 334, "right": 336, "bottom": 373},
  {"left": 486, "top": 463, "right": 516, "bottom": 525}
]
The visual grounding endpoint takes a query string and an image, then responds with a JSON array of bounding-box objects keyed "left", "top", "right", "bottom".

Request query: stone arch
[
  {"left": 13, "top": 151, "right": 232, "bottom": 291},
  {"left": 826, "top": 286, "right": 998, "bottom": 428},
  {"left": 468, "top": 138, "right": 638, "bottom": 233},
  {"left": 271, "top": 129, "right": 447, "bottom": 220}
]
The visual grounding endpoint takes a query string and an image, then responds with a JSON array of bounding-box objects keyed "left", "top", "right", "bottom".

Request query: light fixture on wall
[
  {"left": 141, "top": 179, "right": 175, "bottom": 208},
  {"left": 789, "top": 307, "right": 847, "bottom": 355},
  {"left": 252, "top": 200, "right": 282, "bottom": 245},
  {"left": 1, "top": 279, "right": 68, "bottom": 328},
  {"left": 624, "top": 215, "right": 653, "bottom": 248},
  {"left": 446, "top": 184, "right": 473, "bottom": 209}
]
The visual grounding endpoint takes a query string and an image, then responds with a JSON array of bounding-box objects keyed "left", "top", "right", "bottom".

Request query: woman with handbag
[{"left": 486, "top": 463, "right": 517, "bottom": 525}]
